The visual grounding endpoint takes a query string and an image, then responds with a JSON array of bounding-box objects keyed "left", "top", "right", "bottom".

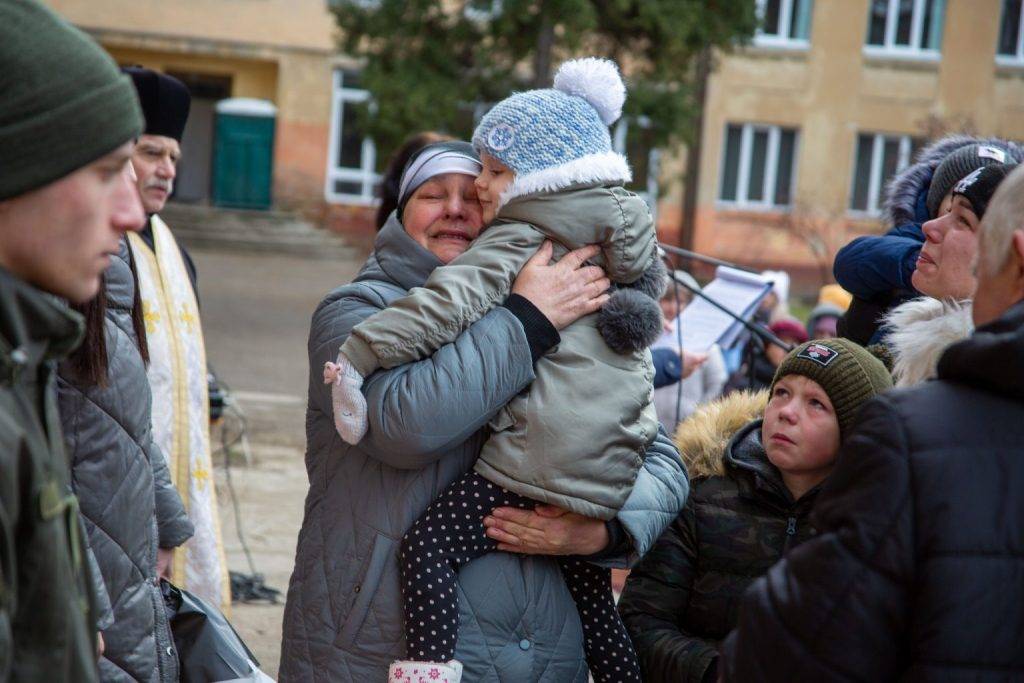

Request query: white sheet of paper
[{"left": 672, "top": 266, "right": 773, "bottom": 352}]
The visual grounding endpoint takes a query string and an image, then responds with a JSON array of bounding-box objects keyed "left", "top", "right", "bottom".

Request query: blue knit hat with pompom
[{"left": 472, "top": 57, "right": 631, "bottom": 207}]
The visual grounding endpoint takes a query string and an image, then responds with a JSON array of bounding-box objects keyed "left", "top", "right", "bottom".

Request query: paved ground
[
  {"left": 193, "top": 246, "right": 366, "bottom": 678},
  {"left": 194, "top": 247, "right": 365, "bottom": 402}
]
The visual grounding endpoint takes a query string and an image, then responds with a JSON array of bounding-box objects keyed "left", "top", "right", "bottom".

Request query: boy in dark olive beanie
[
  {"left": 619, "top": 337, "right": 892, "bottom": 683},
  {"left": 0, "top": 2, "right": 144, "bottom": 681},
  {"left": 769, "top": 338, "right": 894, "bottom": 439}
]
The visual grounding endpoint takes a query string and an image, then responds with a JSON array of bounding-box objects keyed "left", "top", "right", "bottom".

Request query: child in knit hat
[
  {"left": 326, "top": 58, "right": 664, "bottom": 682},
  {"left": 619, "top": 338, "right": 892, "bottom": 682}
]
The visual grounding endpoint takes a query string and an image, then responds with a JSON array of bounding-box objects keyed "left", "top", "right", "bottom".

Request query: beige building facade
[
  {"left": 48, "top": 0, "right": 381, "bottom": 231},
  {"left": 48, "top": 1, "right": 1024, "bottom": 281},
  {"left": 664, "top": 0, "right": 1024, "bottom": 290}
]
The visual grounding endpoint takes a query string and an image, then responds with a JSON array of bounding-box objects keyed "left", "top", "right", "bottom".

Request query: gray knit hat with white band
[{"left": 396, "top": 140, "right": 481, "bottom": 216}]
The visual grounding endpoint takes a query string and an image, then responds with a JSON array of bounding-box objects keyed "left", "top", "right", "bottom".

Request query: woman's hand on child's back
[
  {"left": 512, "top": 241, "right": 610, "bottom": 330},
  {"left": 483, "top": 503, "right": 609, "bottom": 555}
]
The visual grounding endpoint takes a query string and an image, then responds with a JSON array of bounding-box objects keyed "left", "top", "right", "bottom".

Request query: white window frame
[
  {"left": 996, "top": 0, "right": 1024, "bottom": 66},
  {"left": 324, "top": 70, "right": 380, "bottom": 206},
  {"left": 717, "top": 123, "right": 798, "bottom": 211},
  {"left": 863, "top": 0, "right": 943, "bottom": 60},
  {"left": 754, "top": 0, "right": 811, "bottom": 49},
  {"left": 848, "top": 132, "right": 918, "bottom": 216},
  {"left": 613, "top": 116, "right": 660, "bottom": 220}
]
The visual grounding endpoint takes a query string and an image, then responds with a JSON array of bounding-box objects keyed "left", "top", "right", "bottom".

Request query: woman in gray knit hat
[
  {"left": 833, "top": 134, "right": 1023, "bottom": 347},
  {"left": 883, "top": 161, "right": 1019, "bottom": 386}
]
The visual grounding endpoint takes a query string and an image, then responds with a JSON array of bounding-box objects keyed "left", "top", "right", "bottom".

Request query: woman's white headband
[{"left": 398, "top": 148, "right": 482, "bottom": 206}]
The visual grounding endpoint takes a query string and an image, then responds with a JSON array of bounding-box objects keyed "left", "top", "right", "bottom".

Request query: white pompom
[{"left": 553, "top": 57, "right": 625, "bottom": 126}]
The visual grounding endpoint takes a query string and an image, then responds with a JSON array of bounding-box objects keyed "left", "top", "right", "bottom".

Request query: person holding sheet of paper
[
  {"left": 672, "top": 266, "right": 774, "bottom": 353},
  {"left": 653, "top": 271, "right": 728, "bottom": 433}
]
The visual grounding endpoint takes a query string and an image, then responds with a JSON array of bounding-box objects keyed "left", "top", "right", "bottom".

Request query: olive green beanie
[
  {"left": 0, "top": 0, "right": 143, "bottom": 201},
  {"left": 770, "top": 338, "right": 893, "bottom": 438}
]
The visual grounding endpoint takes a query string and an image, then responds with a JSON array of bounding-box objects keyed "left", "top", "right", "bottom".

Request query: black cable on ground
[{"left": 211, "top": 371, "right": 281, "bottom": 605}]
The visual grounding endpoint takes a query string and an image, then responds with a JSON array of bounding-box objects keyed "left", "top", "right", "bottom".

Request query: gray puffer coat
[
  {"left": 279, "top": 217, "right": 689, "bottom": 682},
  {"left": 58, "top": 240, "right": 193, "bottom": 682}
]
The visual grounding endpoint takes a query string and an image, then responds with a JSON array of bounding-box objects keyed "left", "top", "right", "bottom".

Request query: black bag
[{"left": 162, "top": 579, "right": 271, "bottom": 682}]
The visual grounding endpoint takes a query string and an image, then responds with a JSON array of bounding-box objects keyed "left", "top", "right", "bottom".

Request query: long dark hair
[
  {"left": 67, "top": 247, "right": 150, "bottom": 387},
  {"left": 375, "top": 131, "right": 452, "bottom": 229}
]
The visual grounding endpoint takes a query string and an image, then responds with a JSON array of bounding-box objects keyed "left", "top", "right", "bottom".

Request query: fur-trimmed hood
[
  {"left": 883, "top": 135, "right": 1024, "bottom": 228},
  {"left": 883, "top": 296, "right": 974, "bottom": 387},
  {"left": 675, "top": 389, "right": 769, "bottom": 479}
]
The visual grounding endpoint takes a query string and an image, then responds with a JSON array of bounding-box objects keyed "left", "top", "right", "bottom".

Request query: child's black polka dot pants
[{"left": 398, "top": 470, "right": 641, "bottom": 682}]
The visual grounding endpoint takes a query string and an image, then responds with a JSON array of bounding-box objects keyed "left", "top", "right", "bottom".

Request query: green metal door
[{"left": 212, "top": 103, "right": 275, "bottom": 209}]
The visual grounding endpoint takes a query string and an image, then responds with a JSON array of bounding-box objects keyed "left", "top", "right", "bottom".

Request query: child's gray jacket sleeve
[
  {"left": 599, "top": 188, "right": 660, "bottom": 285},
  {"left": 341, "top": 222, "right": 544, "bottom": 375}
]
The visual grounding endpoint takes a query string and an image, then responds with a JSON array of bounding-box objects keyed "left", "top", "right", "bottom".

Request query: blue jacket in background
[
  {"left": 652, "top": 348, "right": 682, "bottom": 389},
  {"left": 833, "top": 222, "right": 924, "bottom": 299},
  {"left": 833, "top": 181, "right": 930, "bottom": 300}
]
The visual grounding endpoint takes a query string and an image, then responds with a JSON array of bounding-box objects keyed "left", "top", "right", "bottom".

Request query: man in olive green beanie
[
  {"left": 0, "top": 0, "right": 143, "bottom": 202},
  {"left": 0, "top": 1, "right": 144, "bottom": 680},
  {"left": 770, "top": 337, "right": 894, "bottom": 438}
]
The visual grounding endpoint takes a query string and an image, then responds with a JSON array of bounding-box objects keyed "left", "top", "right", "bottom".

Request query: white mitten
[
  {"left": 387, "top": 660, "right": 462, "bottom": 683},
  {"left": 323, "top": 352, "right": 367, "bottom": 444}
]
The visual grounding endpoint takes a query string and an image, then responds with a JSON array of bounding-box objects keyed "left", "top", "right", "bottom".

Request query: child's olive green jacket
[{"left": 343, "top": 184, "right": 660, "bottom": 519}]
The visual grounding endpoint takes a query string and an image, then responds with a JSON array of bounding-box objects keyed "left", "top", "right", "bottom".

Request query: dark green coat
[
  {"left": 619, "top": 391, "right": 819, "bottom": 683},
  {"left": 0, "top": 267, "right": 99, "bottom": 682}
]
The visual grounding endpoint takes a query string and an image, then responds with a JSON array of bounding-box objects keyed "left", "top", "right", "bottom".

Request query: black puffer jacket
[
  {"left": 58, "top": 241, "right": 193, "bottom": 682},
  {"left": 722, "top": 300, "right": 1024, "bottom": 681},
  {"left": 619, "top": 392, "right": 819, "bottom": 683}
]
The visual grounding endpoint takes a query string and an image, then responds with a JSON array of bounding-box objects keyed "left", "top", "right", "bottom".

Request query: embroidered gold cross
[
  {"left": 192, "top": 466, "right": 211, "bottom": 491},
  {"left": 142, "top": 302, "right": 160, "bottom": 334},
  {"left": 179, "top": 307, "right": 197, "bottom": 330}
]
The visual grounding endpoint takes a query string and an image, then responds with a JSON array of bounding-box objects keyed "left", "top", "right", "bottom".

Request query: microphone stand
[
  {"left": 660, "top": 243, "right": 760, "bottom": 274},
  {"left": 662, "top": 257, "right": 794, "bottom": 354}
]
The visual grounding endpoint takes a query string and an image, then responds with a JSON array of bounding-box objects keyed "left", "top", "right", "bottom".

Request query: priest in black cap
[
  {"left": 122, "top": 66, "right": 198, "bottom": 293},
  {"left": 122, "top": 67, "right": 231, "bottom": 613}
]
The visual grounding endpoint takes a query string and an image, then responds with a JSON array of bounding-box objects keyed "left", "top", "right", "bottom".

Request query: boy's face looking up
[
  {"left": 475, "top": 153, "right": 515, "bottom": 224},
  {"left": 762, "top": 374, "right": 841, "bottom": 500}
]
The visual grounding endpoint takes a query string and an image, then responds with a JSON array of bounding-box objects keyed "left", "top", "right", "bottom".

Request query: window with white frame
[
  {"left": 755, "top": 0, "right": 813, "bottom": 47},
  {"left": 718, "top": 123, "right": 798, "bottom": 209},
  {"left": 613, "top": 116, "right": 660, "bottom": 218},
  {"left": 849, "top": 132, "right": 924, "bottom": 214},
  {"left": 865, "top": 0, "right": 945, "bottom": 57},
  {"left": 998, "top": 0, "right": 1024, "bottom": 64},
  {"left": 325, "top": 70, "right": 381, "bottom": 204}
]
